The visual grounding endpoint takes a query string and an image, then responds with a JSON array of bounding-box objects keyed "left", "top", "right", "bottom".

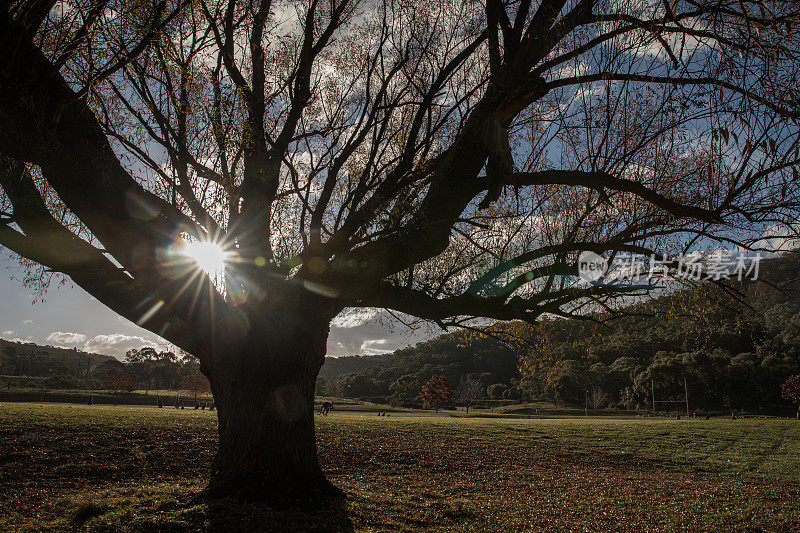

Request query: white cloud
[
  {"left": 756, "top": 224, "right": 800, "bottom": 252},
  {"left": 326, "top": 309, "right": 432, "bottom": 357},
  {"left": 0, "top": 329, "right": 25, "bottom": 342},
  {"left": 360, "top": 339, "right": 395, "bottom": 355},
  {"left": 21, "top": 320, "right": 33, "bottom": 325},
  {"left": 332, "top": 308, "right": 381, "bottom": 328},
  {"left": 46, "top": 331, "right": 87, "bottom": 345},
  {"left": 83, "top": 334, "right": 157, "bottom": 359}
]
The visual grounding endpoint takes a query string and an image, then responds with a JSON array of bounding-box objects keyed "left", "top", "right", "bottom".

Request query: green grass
[
  {"left": 1, "top": 403, "right": 799, "bottom": 531},
  {"left": 0, "top": 388, "right": 214, "bottom": 406}
]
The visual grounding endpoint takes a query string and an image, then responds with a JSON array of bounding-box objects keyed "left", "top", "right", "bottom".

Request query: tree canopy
[
  {"left": 320, "top": 254, "right": 800, "bottom": 415},
  {"left": 2, "top": 0, "right": 800, "bottom": 356},
  {"left": 3, "top": 0, "right": 800, "bottom": 502}
]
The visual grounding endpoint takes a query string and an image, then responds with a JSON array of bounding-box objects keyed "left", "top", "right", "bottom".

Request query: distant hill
[
  {"left": 318, "top": 253, "right": 800, "bottom": 414},
  {"left": 0, "top": 338, "right": 113, "bottom": 381},
  {"left": 319, "top": 353, "right": 393, "bottom": 381},
  {"left": 318, "top": 328, "right": 520, "bottom": 400},
  {"left": 4, "top": 253, "right": 799, "bottom": 414}
]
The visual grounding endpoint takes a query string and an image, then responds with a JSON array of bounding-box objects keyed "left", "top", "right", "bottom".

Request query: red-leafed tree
[
  {"left": 3, "top": 0, "right": 800, "bottom": 504},
  {"left": 781, "top": 375, "right": 800, "bottom": 420},
  {"left": 421, "top": 375, "right": 453, "bottom": 412},
  {"left": 183, "top": 372, "right": 212, "bottom": 403},
  {"left": 103, "top": 368, "right": 135, "bottom": 394}
]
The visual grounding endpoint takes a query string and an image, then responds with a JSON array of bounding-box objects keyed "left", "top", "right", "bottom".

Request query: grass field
[{"left": 0, "top": 403, "right": 799, "bottom": 532}]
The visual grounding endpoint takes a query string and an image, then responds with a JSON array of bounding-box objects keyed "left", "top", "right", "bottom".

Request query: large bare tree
[{"left": 1, "top": 0, "right": 799, "bottom": 502}]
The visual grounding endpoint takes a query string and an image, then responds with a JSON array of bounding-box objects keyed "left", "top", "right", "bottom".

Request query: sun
[{"left": 182, "top": 240, "right": 231, "bottom": 277}]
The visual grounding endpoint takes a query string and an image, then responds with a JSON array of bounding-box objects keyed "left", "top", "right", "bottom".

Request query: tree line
[
  {"left": 98, "top": 348, "right": 210, "bottom": 397},
  {"left": 320, "top": 255, "right": 800, "bottom": 415},
  {"left": 0, "top": 342, "right": 210, "bottom": 397},
  {"left": 0, "top": 340, "right": 111, "bottom": 389}
]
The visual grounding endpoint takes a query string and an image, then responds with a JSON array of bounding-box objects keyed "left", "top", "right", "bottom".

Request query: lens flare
[{"left": 182, "top": 240, "right": 231, "bottom": 277}]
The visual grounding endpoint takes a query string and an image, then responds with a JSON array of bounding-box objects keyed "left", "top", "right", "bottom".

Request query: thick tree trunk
[{"left": 201, "top": 315, "right": 338, "bottom": 504}]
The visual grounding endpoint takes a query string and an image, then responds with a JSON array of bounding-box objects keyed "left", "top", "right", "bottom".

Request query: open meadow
[{"left": 0, "top": 403, "right": 798, "bottom": 532}]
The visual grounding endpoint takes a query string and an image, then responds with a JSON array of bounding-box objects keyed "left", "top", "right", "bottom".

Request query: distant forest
[
  {"left": 0, "top": 341, "right": 204, "bottom": 393},
  {"left": 0, "top": 340, "right": 113, "bottom": 388},
  {"left": 3, "top": 254, "right": 799, "bottom": 414},
  {"left": 319, "top": 254, "right": 800, "bottom": 415}
]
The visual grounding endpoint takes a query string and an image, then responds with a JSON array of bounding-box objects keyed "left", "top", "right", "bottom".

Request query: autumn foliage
[
  {"left": 102, "top": 368, "right": 135, "bottom": 393},
  {"left": 5, "top": 0, "right": 800, "bottom": 503},
  {"left": 781, "top": 375, "right": 800, "bottom": 418},
  {"left": 420, "top": 374, "right": 453, "bottom": 410},
  {"left": 182, "top": 373, "right": 211, "bottom": 401}
]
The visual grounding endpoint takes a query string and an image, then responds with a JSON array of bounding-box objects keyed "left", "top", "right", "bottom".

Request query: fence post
[
  {"left": 651, "top": 379, "right": 655, "bottom": 416},
  {"left": 684, "top": 376, "right": 690, "bottom": 418}
]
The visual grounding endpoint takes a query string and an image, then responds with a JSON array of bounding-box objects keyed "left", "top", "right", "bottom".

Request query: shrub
[{"left": 487, "top": 383, "right": 507, "bottom": 399}]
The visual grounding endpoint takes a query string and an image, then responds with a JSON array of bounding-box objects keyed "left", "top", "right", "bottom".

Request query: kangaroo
[{"left": 320, "top": 401, "right": 334, "bottom": 416}]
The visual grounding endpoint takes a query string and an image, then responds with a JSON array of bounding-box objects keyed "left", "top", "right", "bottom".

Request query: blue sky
[
  {"left": 0, "top": 254, "right": 427, "bottom": 360},
  {"left": 0, "top": 255, "right": 172, "bottom": 358}
]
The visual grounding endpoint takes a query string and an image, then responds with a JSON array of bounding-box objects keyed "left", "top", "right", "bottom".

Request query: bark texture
[{"left": 202, "top": 309, "right": 338, "bottom": 504}]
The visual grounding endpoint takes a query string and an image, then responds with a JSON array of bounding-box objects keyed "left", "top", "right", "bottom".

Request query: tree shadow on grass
[
  {"left": 203, "top": 494, "right": 354, "bottom": 532},
  {"left": 62, "top": 483, "right": 355, "bottom": 532}
]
